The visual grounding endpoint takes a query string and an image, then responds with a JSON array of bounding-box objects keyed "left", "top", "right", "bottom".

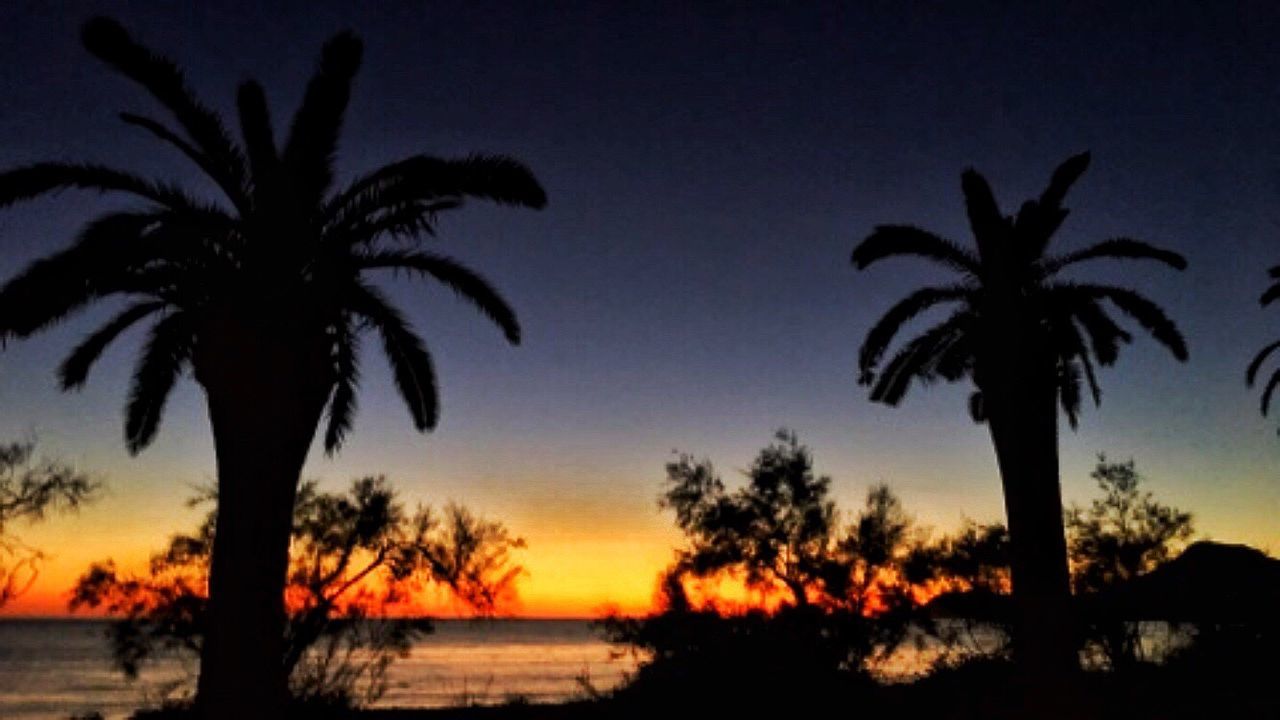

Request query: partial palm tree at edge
[
  {"left": 0, "top": 17, "right": 546, "bottom": 718},
  {"left": 851, "top": 153, "right": 1187, "bottom": 693},
  {"left": 1245, "top": 269, "right": 1280, "bottom": 426}
]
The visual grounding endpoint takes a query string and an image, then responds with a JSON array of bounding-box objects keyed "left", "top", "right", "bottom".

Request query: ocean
[
  {"left": 0, "top": 617, "right": 1184, "bottom": 718},
  {"left": 0, "top": 619, "right": 638, "bottom": 719}
]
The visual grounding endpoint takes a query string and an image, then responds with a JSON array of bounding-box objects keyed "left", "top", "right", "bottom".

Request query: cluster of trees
[
  {"left": 603, "top": 432, "right": 1202, "bottom": 712},
  {"left": 601, "top": 432, "right": 918, "bottom": 712},
  {"left": 70, "top": 476, "right": 523, "bottom": 710}
]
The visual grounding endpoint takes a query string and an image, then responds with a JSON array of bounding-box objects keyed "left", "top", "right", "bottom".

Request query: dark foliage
[
  {"left": 69, "top": 477, "right": 523, "bottom": 709},
  {"left": 601, "top": 605, "right": 880, "bottom": 715},
  {"left": 1067, "top": 457, "right": 1194, "bottom": 669},
  {"left": 600, "top": 432, "right": 922, "bottom": 711},
  {"left": 0, "top": 441, "right": 99, "bottom": 606},
  {"left": 910, "top": 456, "right": 1195, "bottom": 669}
]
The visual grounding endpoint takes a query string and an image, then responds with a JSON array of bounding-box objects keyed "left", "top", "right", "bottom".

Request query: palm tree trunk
[
  {"left": 193, "top": 322, "right": 331, "bottom": 719},
  {"left": 983, "top": 364, "right": 1077, "bottom": 685}
]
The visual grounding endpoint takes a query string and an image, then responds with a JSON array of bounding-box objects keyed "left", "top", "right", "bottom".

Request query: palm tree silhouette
[
  {"left": 851, "top": 153, "right": 1187, "bottom": 683},
  {"left": 0, "top": 18, "right": 545, "bottom": 716},
  {"left": 1245, "top": 271, "right": 1280, "bottom": 424}
]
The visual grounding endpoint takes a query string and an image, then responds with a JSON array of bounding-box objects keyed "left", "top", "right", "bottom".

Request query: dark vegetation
[
  {"left": 593, "top": 434, "right": 1279, "bottom": 719},
  {"left": 599, "top": 431, "right": 917, "bottom": 713},
  {"left": 0, "top": 440, "right": 97, "bottom": 606},
  {"left": 0, "top": 16, "right": 543, "bottom": 718},
  {"left": 69, "top": 477, "right": 523, "bottom": 712},
  {"left": 0, "top": 11, "right": 1276, "bottom": 720},
  {"left": 852, "top": 152, "right": 1189, "bottom": 692}
]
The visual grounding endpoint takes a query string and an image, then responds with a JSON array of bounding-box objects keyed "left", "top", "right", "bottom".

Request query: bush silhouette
[{"left": 70, "top": 477, "right": 523, "bottom": 710}]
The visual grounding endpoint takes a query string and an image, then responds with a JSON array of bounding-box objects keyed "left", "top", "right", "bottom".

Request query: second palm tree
[{"left": 852, "top": 153, "right": 1187, "bottom": 684}]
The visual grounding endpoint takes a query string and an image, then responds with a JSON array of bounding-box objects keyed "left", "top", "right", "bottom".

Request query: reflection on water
[
  {"left": 0, "top": 619, "right": 638, "bottom": 719},
  {"left": 0, "top": 618, "right": 1197, "bottom": 718},
  {"left": 377, "top": 619, "right": 637, "bottom": 708}
]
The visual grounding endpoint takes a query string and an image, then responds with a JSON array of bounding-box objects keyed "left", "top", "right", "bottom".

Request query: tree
[
  {"left": 1066, "top": 456, "right": 1193, "bottom": 669},
  {"left": 0, "top": 17, "right": 545, "bottom": 715},
  {"left": 0, "top": 441, "right": 98, "bottom": 606},
  {"left": 852, "top": 153, "right": 1188, "bottom": 682},
  {"left": 659, "top": 430, "right": 913, "bottom": 615},
  {"left": 603, "top": 432, "right": 921, "bottom": 713},
  {"left": 69, "top": 476, "right": 524, "bottom": 709},
  {"left": 909, "top": 457, "right": 1194, "bottom": 671},
  {"left": 660, "top": 430, "right": 839, "bottom": 609}
]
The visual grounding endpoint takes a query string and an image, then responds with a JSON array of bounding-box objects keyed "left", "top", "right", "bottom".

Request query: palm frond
[
  {"left": 1044, "top": 300, "right": 1102, "bottom": 423},
  {"left": 960, "top": 169, "right": 1006, "bottom": 258},
  {"left": 124, "top": 311, "right": 193, "bottom": 454},
  {"left": 0, "top": 213, "right": 163, "bottom": 337},
  {"left": 1058, "top": 360, "right": 1083, "bottom": 429},
  {"left": 282, "top": 31, "right": 363, "bottom": 205},
  {"left": 1261, "top": 283, "right": 1280, "bottom": 307},
  {"left": 1071, "top": 326, "right": 1102, "bottom": 406},
  {"left": 59, "top": 300, "right": 167, "bottom": 389},
  {"left": 1261, "top": 368, "right": 1280, "bottom": 417},
  {"left": 859, "top": 284, "right": 970, "bottom": 376},
  {"left": 851, "top": 225, "right": 979, "bottom": 274},
  {"left": 1042, "top": 237, "right": 1187, "bottom": 275},
  {"left": 323, "top": 155, "right": 548, "bottom": 234},
  {"left": 933, "top": 329, "right": 974, "bottom": 381},
  {"left": 1012, "top": 199, "right": 1039, "bottom": 234},
  {"left": 81, "top": 17, "right": 247, "bottom": 203},
  {"left": 236, "top": 81, "right": 278, "bottom": 199},
  {"left": 1073, "top": 284, "right": 1188, "bottom": 362},
  {"left": 357, "top": 250, "right": 521, "bottom": 344},
  {"left": 1246, "top": 339, "right": 1280, "bottom": 386},
  {"left": 0, "top": 205, "right": 235, "bottom": 340},
  {"left": 340, "top": 199, "right": 461, "bottom": 245},
  {"left": 868, "top": 311, "right": 968, "bottom": 406},
  {"left": 1039, "top": 152, "right": 1090, "bottom": 210},
  {"left": 0, "top": 163, "right": 223, "bottom": 213},
  {"left": 1061, "top": 295, "right": 1131, "bottom": 365},
  {"left": 118, "top": 113, "right": 247, "bottom": 213},
  {"left": 1012, "top": 196, "right": 1071, "bottom": 259},
  {"left": 347, "top": 284, "right": 438, "bottom": 431},
  {"left": 1018, "top": 153, "right": 1089, "bottom": 256},
  {"left": 322, "top": 318, "right": 359, "bottom": 454},
  {"left": 1052, "top": 314, "right": 1102, "bottom": 408}
]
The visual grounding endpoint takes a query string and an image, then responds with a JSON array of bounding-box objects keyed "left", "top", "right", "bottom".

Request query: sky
[{"left": 0, "top": 1, "right": 1278, "bottom": 617}]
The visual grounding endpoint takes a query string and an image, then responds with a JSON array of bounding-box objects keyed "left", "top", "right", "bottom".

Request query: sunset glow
[{"left": 0, "top": 0, "right": 1274, "bottom": 635}]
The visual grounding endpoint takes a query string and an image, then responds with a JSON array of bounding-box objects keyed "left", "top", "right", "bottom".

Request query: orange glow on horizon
[{"left": 0, "top": 523, "right": 676, "bottom": 620}]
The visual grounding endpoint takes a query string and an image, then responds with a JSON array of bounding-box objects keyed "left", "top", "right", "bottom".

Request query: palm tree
[
  {"left": 851, "top": 153, "right": 1187, "bottom": 682},
  {"left": 0, "top": 18, "right": 545, "bottom": 717},
  {"left": 1246, "top": 272, "right": 1280, "bottom": 422}
]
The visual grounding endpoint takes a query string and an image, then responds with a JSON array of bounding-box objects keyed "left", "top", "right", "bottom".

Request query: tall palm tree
[
  {"left": 851, "top": 153, "right": 1187, "bottom": 682},
  {"left": 0, "top": 18, "right": 545, "bottom": 717},
  {"left": 1246, "top": 272, "right": 1280, "bottom": 422}
]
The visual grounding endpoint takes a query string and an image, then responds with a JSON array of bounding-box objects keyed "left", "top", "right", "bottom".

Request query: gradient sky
[{"left": 1, "top": 1, "right": 1278, "bottom": 617}]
